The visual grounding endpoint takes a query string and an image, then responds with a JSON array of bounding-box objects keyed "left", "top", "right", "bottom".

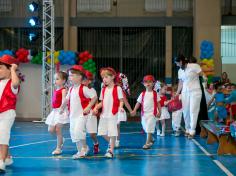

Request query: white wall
[{"left": 16, "top": 64, "right": 42, "bottom": 119}]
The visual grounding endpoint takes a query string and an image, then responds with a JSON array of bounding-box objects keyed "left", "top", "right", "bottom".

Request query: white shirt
[
  {"left": 182, "top": 63, "right": 202, "bottom": 92},
  {"left": 137, "top": 91, "right": 161, "bottom": 118},
  {"left": 99, "top": 86, "right": 123, "bottom": 118},
  {"left": 0, "top": 79, "right": 18, "bottom": 99},
  {"left": 66, "top": 84, "right": 96, "bottom": 118}
]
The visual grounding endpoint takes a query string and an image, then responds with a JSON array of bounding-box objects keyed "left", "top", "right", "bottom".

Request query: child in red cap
[
  {"left": 131, "top": 75, "right": 161, "bottom": 149},
  {"left": 82, "top": 70, "right": 99, "bottom": 154},
  {"left": 93, "top": 67, "right": 124, "bottom": 158},
  {"left": 0, "top": 55, "right": 20, "bottom": 172},
  {"left": 60, "top": 65, "right": 97, "bottom": 159}
]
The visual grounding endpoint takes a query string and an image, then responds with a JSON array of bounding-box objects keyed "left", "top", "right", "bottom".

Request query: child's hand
[
  {"left": 130, "top": 110, "right": 136, "bottom": 117},
  {"left": 10, "top": 64, "right": 18, "bottom": 72},
  {"left": 119, "top": 107, "right": 124, "bottom": 112},
  {"left": 93, "top": 108, "right": 98, "bottom": 115},
  {"left": 83, "top": 107, "right": 91, "bottom": 115}
]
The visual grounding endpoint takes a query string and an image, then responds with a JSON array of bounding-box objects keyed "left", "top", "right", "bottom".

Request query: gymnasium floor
[{"left": 4, "top": 122, "right": 236, "bottom": 176}]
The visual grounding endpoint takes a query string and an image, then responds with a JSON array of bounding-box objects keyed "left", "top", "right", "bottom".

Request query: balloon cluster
[
  {"left": 46, "top": 51, "right": 60, "bottom": 64},
  {"left": 15, "top": 48, "right": 30, "bottom": 63},
  {"left": 31, "top": 52, "right": 42, "bottom": 64},
  {"left": 79, "top": 51, "right": 96, "bottom": 75},
  {"left": 200, "top": 40, "right": 214, "bottom": 59},
  {"left": 200, "top": 40, "right": 215, "bottom": 83},
  {"left": 0, "top": 50, "right": 13, "bottom": 57},
  {"left": 58, "top": 51, "right": 77, "bottom": 65}
]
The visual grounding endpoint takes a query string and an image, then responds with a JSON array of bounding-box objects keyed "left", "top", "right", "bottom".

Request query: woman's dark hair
[{"left": 189, "top": 56, "right": 197, "bottom": 63}]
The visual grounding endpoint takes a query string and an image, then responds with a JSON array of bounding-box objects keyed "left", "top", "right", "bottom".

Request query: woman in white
[{"left": 175, "top": 55, "right": 202, "bottom": 138}]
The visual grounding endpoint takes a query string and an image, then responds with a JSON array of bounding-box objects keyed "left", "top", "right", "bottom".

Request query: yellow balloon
[{"left": 47, "top": 58, "right": 51, "bottom": 64}]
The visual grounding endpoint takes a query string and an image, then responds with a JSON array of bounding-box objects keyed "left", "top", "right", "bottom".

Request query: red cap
[
  {"left": 0, "top": 55, "right": 19, "bottom": 65},
  {"left": 85, "top": 70, "right": 94, "bottom": 80},
  {"left": 143, "top": 75, "right": 155, "bottom": 82},
  {"left": 100, "top": 67, "right": 116, "bottom": 76},
  {"left": 70, "top": 65, "right": 85, "bottom": 74}
]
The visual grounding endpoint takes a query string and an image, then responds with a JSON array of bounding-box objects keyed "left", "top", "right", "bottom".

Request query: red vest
[
  {"left": 68, "top": 84, "right": 90, "bottom": 114},
  {"left": 141, "top": 90, "right": 158, "bottom": 116},
  {"left": 102, "top": 85, "right": 119, "bottom": 115},
  {"left": 52, "top": 88, "right": 65, "bottom": 108},
  {"left": 0, "top": 80, "right": 18, "bottom": 113},
  {"left": 159, "top": 95, "right": 167, "bottom": 107}
]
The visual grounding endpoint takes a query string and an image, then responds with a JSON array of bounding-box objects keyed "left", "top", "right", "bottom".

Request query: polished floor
[{"left": 3, "top": 122, "right": 236, "bottom": 176}]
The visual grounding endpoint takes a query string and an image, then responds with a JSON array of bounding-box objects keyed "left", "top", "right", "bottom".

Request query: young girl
[
  {"left": 45, "top": 71, "right": 69, "bottom": 155},
  {"left": 156, "top": 83, "right": 170, "bottom": 137},
  {"left": 82, "top": 70, "right": 99, "bottom": 154},
  {"left": 93, "top": 67, "right": 124, "bottom": 158},
  {"left": 115, "top": 72, "right": 132, "bottom": 148},
  {"left": 131, "top": 75, "right": 161, "bottom": 149},
  {"left": 0, "top": 55, "right": 20, "bottom": 172}
]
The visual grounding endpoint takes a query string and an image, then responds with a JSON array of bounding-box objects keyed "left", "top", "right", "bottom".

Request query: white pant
[
  {"left": 172, "top": 109, "right": 182, "bottom": 131},
  {"left": 70, "top": 115, "right": 97, "bottom": 143},
  {"left": 182, "top": 89, "right": 202, "bottom": 135},
  {"left": 98, "top": 117, "right": 118, "bottom": 137},
  {"left": 0, "top": 110, "right": 15, "bottom": 145},
  {"left": 141, "top": 115, "right": 157, "bottom": 133}
]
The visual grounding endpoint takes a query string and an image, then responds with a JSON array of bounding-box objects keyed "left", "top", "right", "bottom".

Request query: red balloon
[
  {"left": 84, "top": 51, "right": 89, "bottom": 56},
  {"left": 88, "top": 54, "right": 92, "bottom": 59}
]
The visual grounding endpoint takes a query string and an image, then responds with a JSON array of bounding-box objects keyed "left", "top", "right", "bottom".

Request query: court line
[
  {"left": 192, "top": 139, "right": 234, "bottom": 176},
  {"left": 10, "top": 138, "right": 70, "bottom": 149},
  {"left": 11, "top": 153, "right": 215, "bottom": 159}
]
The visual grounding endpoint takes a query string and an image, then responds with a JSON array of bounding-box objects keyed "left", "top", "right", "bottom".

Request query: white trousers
[
  {"left": 172, "top": 109, "right": 182, "bottom": 131},
  {"left": 181, "top": 89, "right": 202, "bottom": 135}
]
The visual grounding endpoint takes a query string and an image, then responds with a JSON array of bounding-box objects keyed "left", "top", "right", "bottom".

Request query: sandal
[
  {"left": 142, "top": 143, "right": 152, "bottom": 150},
  {"left": 52, "top": 148, "right": 62, "bottom": 155}
]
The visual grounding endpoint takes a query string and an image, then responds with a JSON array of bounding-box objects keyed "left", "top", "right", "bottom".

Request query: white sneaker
[
  {"left": 73, "top": 146, "right": 89, "bottom": 159},
  {"left": 160, "top": 133, "right": 165, "bottom": 137},
  {"left": 105, "top": 150, "right": 114, "bottom": 158},
  {"left": 5, "top": 157, "right": 13, "bottom": 166},
  {"left": 156, "top": 130, "right": 161, "bottom": 136},
  {"left": 0, "top": 160, "right": 5, "bottom": 172},
  {"left": 115, "top": 140, "right": 120, "bottom": 148},
  {"left": 72, "top": 152, "right": 80, "bottom": 160}
]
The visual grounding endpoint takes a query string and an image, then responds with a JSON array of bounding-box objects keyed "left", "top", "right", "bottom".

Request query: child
[
  {"left": 45, "top": 71, "right": 69, "bottom": 155},
  {"left": 170, "top": 85, "right": 183, "bottom": 137},
  {"left": 208, "top": 84, "right": 227, "bottom": 122},
  {"left": 115, "top": 72, "right": 132, "bottom": 148},
  {"left": 204, "top": 83, "right": 216, "bottom": 120},
  {"left": 131, "top": 75, "right": 161, "bottom": 149},
  {"left": 82, "top": 70, "right": 99, "bottom": 154},
  {"left": 93, "top": 67, "right": 124, "bottom": 158},
  {"left": 225, "top": 84, "right": 236, "bottom": 121},
  {"left": 0, "top": 55, "right": 20, "bottom": 172},
  {"left": 156, "top": 83, "right": 170, "bottom": 137},
  {"left": 60, "top": 65, "right": 97, "bottom": 159}
]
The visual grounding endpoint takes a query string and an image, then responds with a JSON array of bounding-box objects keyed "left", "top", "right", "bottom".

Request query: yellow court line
[{"left": 12, "top": 153, "right": 217, "bottom": 160}]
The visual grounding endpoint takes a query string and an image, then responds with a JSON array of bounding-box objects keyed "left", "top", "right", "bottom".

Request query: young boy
[
  {"left": 93, "top": 67, "right": 124, "bottom": 158},
  {"left": 60, "top": 65, "right": 97, "bottom": 159},
  {"left": 0, "top": 55, "right": 20, "bottom": 172},
  {"left": 131, "top": 75, "right": 161, "bottom": 149}
]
